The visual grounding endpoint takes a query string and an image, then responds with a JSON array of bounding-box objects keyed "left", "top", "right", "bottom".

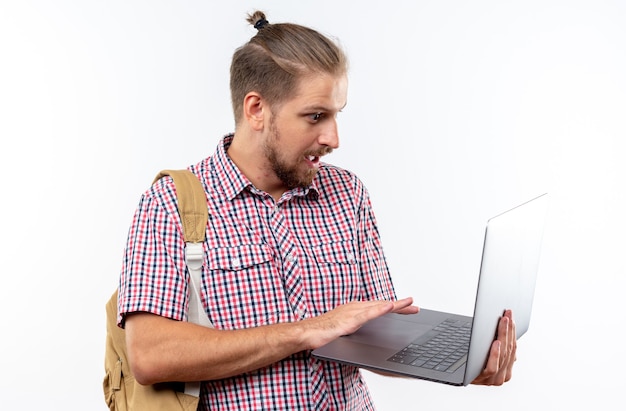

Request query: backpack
[{"left": 103, "top": 169, "right": 213, "bottom": 411}]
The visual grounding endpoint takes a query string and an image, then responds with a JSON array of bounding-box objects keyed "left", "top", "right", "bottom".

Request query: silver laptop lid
[{"left": 463, "top": 193, "right": 548, "bottom": 384}]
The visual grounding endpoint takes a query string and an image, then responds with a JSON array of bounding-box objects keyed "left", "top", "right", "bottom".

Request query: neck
[{"left": 227, "top": 132, "right": 286, "bottom": 202}]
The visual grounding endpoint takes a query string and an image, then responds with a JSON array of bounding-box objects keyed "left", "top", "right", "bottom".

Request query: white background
[{"left": 1, "top": 1, "right": 624, "bottom": 409}]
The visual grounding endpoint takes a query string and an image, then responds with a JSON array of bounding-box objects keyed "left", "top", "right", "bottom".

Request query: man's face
[{"left": 262, "top": 73, "right": 348, "bottom": 189}]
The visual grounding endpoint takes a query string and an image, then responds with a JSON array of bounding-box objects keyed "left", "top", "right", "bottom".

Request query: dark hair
[{"left": 230, "top": 10, "right": 348, "bottom": 124}]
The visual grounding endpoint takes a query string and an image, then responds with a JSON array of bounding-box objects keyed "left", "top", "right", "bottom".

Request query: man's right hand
[{"left": 302, "top": 297, "right": 419, "bottom": 350}]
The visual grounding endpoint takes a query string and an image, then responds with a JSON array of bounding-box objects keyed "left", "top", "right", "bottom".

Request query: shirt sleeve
[{"left": 117, "top": 178, "right": 190, "bottom": 327}]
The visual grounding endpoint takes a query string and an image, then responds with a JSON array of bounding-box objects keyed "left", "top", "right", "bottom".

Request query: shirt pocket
[
  {"left": 204, "top": 243, "right": 291, "bottom": 329},
  {"left": 206, "top": 243, "right": 273, "bottom": 272},
  {"left": 308, "top": 240, "right": 361, "bottom": 312}
]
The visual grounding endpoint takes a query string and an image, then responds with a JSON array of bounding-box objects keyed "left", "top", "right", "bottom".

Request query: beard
[{"left": 264, "top": 116, "right": 332, "bottom": 189}]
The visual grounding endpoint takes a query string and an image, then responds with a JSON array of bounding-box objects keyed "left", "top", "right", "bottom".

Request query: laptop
[{"left": 312, "top": 193, "right": 548, "bottom": 386}]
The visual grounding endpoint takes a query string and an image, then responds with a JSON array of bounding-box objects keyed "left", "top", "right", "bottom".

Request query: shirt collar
[{"left": 211, "top": 134, "right": 320, "bottom": 201}]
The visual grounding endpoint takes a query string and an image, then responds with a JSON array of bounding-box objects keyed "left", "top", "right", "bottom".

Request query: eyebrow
[
  {"left": 302, "top": 101, "right": 347, "bottom": 113},
  {"left": 302, "top": 105, "right": 332, "bottom": 113}
]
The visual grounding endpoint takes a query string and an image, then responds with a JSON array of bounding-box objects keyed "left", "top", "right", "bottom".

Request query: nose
[{"left": 318, "top": 118, "right": 340, "bottom": 149}]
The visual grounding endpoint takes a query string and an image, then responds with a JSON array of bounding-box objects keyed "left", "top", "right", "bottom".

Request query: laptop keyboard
[{"left": 387, "top": 318, "right": 472, "bottom": 373}]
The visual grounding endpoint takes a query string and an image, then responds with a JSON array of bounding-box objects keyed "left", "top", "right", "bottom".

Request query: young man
[{"left": 118, "top": 10, "right": 516, "bottom": 410}]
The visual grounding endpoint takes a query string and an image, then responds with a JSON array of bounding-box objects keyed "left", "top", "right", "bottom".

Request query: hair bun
[{"left": 254, "top": 17, "right": 269, "bottom": 30}]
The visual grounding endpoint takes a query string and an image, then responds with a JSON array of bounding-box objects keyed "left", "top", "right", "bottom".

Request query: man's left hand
[{"left": 471, "top": 309, "right": 517, "bottom": 386}]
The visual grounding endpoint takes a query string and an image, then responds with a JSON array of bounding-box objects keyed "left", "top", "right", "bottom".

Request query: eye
[{"left": 309, "top": 112, "right": 324, "bottom": 122}]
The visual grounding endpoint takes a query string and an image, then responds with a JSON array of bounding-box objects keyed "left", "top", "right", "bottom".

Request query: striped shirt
[{"left": 118, "top": 134, "right": 397, "bottom": 410}]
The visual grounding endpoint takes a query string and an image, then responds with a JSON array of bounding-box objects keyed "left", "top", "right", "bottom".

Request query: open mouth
[
  {"left": 304, "top": 148, "right": 332, "bottom": 167},
  {"left": 304, "top": 154, "right": 323, "bottom": 169}
]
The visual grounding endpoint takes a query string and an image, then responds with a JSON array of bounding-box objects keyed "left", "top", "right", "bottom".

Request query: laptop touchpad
[{"left": 346, "top": 315, "right": 432, "bottom": 349}]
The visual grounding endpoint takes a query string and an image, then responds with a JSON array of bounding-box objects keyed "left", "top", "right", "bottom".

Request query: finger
[
  {"left": 485, "top": 339, "right": 502, "bottom": 377},
  {"left": 391, "top": 297, "right": 419, "bottom": 314},
  {"left": 394, "top": 305, "right": 420, "bottom": 315},
  {"left": 472, "top": 339, "right": 501, "bottom": 385},
  {"left": 494, "top": 313, "right": 516, "bottom": 385},
  {"left": 504, "top": 311, "right": 517, "bottom": 382},
  {"left": 393, "top": 297, "right": 414, "bottom": 308},
  {"left": 500, "top": 311, "right": 516, "bottom": 362},
  {"left": 505, "top": 346, "right": 516, "bottom": 382},
  {"left": 487, "top": 317, "right": 511, "bottom": 386},
  {"left": 499, "top": 314, "right": 510, "bottom": 352}
]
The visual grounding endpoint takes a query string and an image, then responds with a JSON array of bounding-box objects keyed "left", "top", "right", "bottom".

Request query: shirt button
[
  {"left": 287, "top": 253, "right": 296, "bottom": 263},
  {"left": 347, "top": 253, "right": 355, "bottom": 263},
  {"left": 231, "top": 257, "right": 241, "bottom": 267}
]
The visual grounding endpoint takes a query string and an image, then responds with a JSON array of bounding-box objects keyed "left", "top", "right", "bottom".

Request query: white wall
[{"left": 1, "top": 1, "right": 623, "bottom": 409}]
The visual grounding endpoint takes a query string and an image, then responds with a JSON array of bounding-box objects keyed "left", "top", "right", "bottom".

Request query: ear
[{"left": 242, "top": 92, "right": 266, "bottom": 131}]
